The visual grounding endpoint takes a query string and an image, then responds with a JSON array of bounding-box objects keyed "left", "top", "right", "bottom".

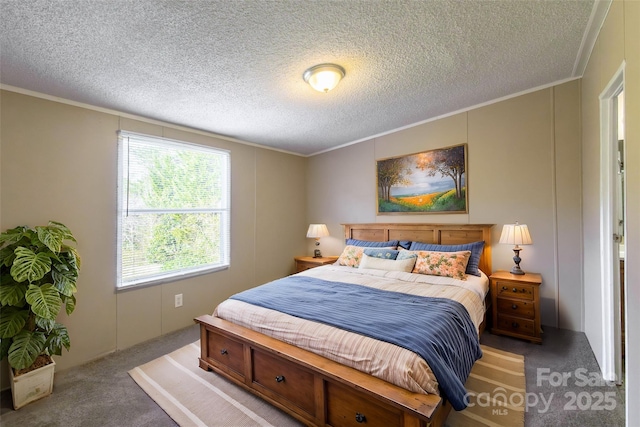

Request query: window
[{"left": 117, "top": 131, "right": 230, "bottom": 289}]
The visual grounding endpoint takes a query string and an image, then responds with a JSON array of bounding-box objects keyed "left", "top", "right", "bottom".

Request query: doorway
[
  {"left": 599, "top": 65, "right": 625, "bottom": 384},
  {"left": 615, "top": 91, "right": 625, "bottom": 372}
]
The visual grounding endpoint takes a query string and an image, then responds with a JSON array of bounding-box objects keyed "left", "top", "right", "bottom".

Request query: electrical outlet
[{"left": 174, "top": 293, "right": 183, "bottom": 308}]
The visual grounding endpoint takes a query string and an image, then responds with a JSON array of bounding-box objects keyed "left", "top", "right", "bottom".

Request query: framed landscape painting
[{"left": 376, "top": 144, "right": 468, "bottom": 214}]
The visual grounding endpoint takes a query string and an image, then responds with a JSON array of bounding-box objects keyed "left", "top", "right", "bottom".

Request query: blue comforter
[{"left": 230, "top": 275, "right": 482, "bottom": 410}]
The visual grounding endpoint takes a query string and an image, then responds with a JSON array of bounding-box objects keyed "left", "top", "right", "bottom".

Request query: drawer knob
[
  {"left": 512, "top": 304, "right": 518, "bottom": 310},
  {"left": 512, "top": 322, "right": 519, "bottom": 328},
  {"left": 355, "top": 413, "right": 367, "bottom": 423},
  {"left": 512, "top": 287, "right": 517, "bottom": 292},
  {"left": 275, "top": 375, "right": 285, "bottom": 383},
  {"left": 502, "top": 286, "right": 507, "bottom": 290},
  {"left": 220, "top": 349, "right": 228, "bottom": 355}
]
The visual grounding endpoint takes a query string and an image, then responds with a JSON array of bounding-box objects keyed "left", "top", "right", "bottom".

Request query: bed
[{"left": 195, "top": 223, "right": 493, "bottom": 427}]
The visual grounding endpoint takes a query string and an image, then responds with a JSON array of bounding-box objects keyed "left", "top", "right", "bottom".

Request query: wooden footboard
[{"left": 195, "top": 314, "right": 452, "bottom": 427}]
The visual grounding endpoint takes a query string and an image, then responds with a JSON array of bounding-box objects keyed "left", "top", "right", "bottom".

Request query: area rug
[
  {"left": 445, "top": 345, "right": 526, "bottom": 427},
  {"left": 129, "top": 343, "right": 525, "bottom": 427}
]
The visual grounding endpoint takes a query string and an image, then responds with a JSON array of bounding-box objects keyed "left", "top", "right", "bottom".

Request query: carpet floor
[
  {"left": 0, "top": 324, "right": 626, "bottom": 427},
  {"left": 129, "top": 342, "right": 525, "bottom": 427}
]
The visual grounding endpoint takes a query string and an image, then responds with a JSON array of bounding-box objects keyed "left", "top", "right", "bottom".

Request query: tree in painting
[
  {"left": 415, "top": 145, "right": 465, "bottom": 199},
  {"left": 377, "top": 157, "right": 412, "bottom": 202}
]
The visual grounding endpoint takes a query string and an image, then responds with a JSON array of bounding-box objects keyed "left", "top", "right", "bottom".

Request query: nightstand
[
  {"left": 294, "top": 256, "right": 338, "bottom": 273},
  {"left": 490, "top": 270, "right": 542, "bottom": 344}
]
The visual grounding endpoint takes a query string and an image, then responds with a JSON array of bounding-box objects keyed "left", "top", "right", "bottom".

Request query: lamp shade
[
  {"left": 499, "top": 222, "right": 532, "bottom": 246},
  {"left": 306, "top": 224, "right": 329, "bottom": 239},
  {"left": 303, "top": 64, "right": 345, "bottom": 93}
]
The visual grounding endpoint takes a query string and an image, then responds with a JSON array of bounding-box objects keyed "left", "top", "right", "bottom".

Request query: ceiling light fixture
[{"left": 303, "top": 64, "right": 345, "bottom": 93}]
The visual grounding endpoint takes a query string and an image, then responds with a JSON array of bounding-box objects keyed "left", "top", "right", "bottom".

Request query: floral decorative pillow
[
  {"left": 411, "top": 250, "right": 472, "bottom": 280},
  {"left": 408, "top": 241, "right": 485, "bottom": 276},
  {"left": 336, "top": 245, "right": 366, "bottom": 267}
]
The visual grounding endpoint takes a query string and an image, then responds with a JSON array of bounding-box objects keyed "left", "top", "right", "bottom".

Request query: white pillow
[{"left": 358, "top": 253, "right": 417, "bottom": 272}]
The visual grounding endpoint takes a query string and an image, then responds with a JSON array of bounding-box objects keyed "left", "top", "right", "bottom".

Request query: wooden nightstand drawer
[
  {"left": 495, "top": 281, "right": 534, "bottom": 300},
  {"left": 296, "top": 260, "right": 320, "bottom": 272},
  {"left": 497, "top": 314, "right": 536, "bottom": 337},
  {"left": 496, "top": 297, "right": 535, "bottom": 319}
]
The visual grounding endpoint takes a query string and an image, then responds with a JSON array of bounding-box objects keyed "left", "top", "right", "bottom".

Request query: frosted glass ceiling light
[{"left": 303, "top": 64, "right": 345, "bottom": 93}]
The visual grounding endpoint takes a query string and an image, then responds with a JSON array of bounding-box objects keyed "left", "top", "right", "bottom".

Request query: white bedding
[{"left": 214, "top": 264, "right": 488, "bottom": 395}]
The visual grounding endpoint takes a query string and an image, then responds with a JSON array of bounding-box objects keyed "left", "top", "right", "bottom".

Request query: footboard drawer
[
  {"left": 326, "top": 381, "right": 402, "bottom": 427},
  {"left": 204, "top": 329, "right": 245, "bottom": 377},
  {"left": 252, "top": 349, "right": 316, "bottom": 416}
]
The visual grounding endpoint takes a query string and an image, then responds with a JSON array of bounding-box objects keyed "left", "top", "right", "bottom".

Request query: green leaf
[
  {"left": 56, "top": 250, "right": 79, "bottom": 275},
  {"left": 0, "top": 245, "right": 18, "bottom": 267},
  {"left": 24, "top": 229, "right": 40, "bottom": 247},
  {"left": 48, "top": 221, "right": 76, "bottom": 243},
  {"left": 0, "top": 226, "right": 27, "bottom": 245},
  {"left": 66, "top": 246, "right": 82, "bottom": 270},
  {"left": 36, "top": 226, "right": 64, "bottom": 253},
  {"left": 10, "top": 247, "right": 52, "bottom": 283},
  {"left": 52, "top": 269, "right": 77, "bottom": 297},
  {"left": 25, "top": 284, "right": 62, "bottom": 320},
  {"left": 0, "top": 307, "right": 29, "bottom": 338},
  {"left": 45, "top": 323, "right": 70, "bottom": 356},
  {"left": 35, "top": 316, "right": 55, "bottom": 333},
  {"left": 65, "top": 295, "right": 76, "bottom": 316},
  {"left": 0, "top": 281, "right": 28, "bottom": 306},
  {"left": 8, "top": 330, "right": 46, "bottom": 370}
]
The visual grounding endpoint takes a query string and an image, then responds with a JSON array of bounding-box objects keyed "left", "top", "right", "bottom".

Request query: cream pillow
[{"left": 358, "top": 253, "right": 417, "bottom": 272}]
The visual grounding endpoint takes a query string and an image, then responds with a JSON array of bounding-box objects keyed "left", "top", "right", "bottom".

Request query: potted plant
[{"left": 0, "top": 221, "right": 80, "bottom": 409}]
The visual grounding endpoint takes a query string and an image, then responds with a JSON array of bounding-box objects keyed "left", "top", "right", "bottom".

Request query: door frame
[{"left": 598, "top": 61, "right": 625, "bottom": 383}]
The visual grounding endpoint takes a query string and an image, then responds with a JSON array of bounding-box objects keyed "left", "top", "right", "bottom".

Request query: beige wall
[
  {"left": 309, "top": 82, "right": 582, "bottom": 330},
  {"left": 0, "top": 90, "right": 308, "bottom": 388},
  {"left": 581, "top": 1, "right": 639, "bottom": 425}
]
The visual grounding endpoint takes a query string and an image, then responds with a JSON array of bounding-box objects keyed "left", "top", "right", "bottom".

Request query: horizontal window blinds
[{"left": 117, "top": 131, "right": 230, "bottom": 288}]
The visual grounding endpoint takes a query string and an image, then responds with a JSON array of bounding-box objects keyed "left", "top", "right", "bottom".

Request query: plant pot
[{"left": 9, "top": 357, "right": 55, "bottom": 410}]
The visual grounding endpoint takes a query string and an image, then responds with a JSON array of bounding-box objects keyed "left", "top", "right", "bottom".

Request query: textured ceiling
[{"left": 1, "top": 0, "right": 598, "bottom": 156}]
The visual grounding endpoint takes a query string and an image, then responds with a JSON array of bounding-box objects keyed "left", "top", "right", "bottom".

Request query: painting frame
[{"left": 376, "top": 143, "right": 469, "bottom": 215}]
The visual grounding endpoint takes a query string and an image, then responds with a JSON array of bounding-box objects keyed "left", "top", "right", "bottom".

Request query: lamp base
[
  {"left": 510, "top": 266, "right": 525, "bottom": 275},
  {"left": 511, "top": 248, "right": 525, "bottom": 275}
]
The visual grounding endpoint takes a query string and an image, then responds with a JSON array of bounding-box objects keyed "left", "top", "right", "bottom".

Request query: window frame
[{"left": 116, "top": 131, "right": 230, "bottom": 290}]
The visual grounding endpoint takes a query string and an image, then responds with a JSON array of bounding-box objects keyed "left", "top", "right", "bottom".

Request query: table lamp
[
  {"left": 499, "top": 221, "right": 532, "bottom": 275},
  {"left": 306, "top": 224, "right": 329, "bottom": 258}
]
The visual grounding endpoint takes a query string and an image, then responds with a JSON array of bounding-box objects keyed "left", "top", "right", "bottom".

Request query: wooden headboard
[{"left": 343, "top": 223, "right": 494, "bottom": 276}]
